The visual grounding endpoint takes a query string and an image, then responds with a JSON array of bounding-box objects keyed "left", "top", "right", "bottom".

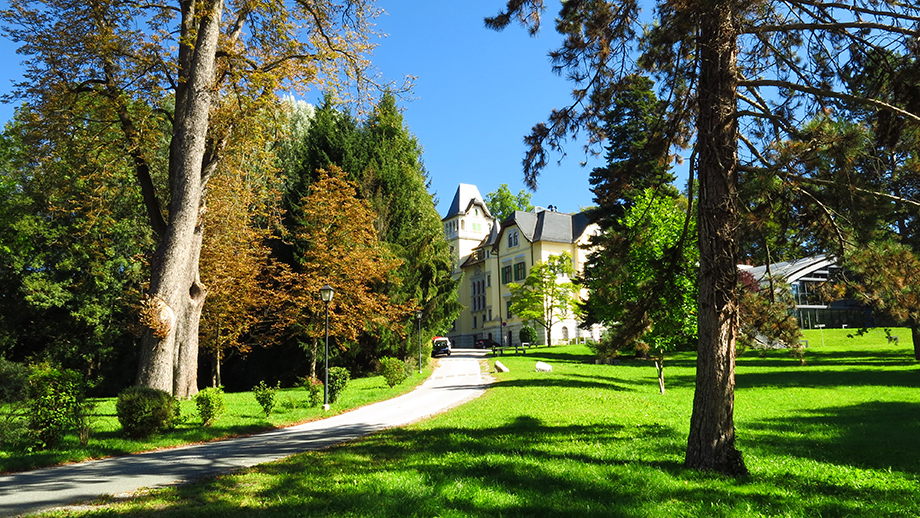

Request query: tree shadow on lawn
[
  {"left": 736, "top": 365, "right": 920, "bottom": 390},
  {"left": 108, "top": 413, "right": 918, "bottom": 518},
  {"left": 744, "top": 400, "right": 920, "bottom": 474},
  {"left": 488, "top": 372, "right": 639, "bottom": 392}
]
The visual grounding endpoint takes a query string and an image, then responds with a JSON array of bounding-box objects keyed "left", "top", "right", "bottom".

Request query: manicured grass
[
  {"left": 33, "top": 329, "right": 920, "bottom": 517},
  {"left": 0, "top": 366, "right": 434, "bottom": 474}
]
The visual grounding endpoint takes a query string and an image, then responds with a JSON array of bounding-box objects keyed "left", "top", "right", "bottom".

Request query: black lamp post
[
  {"left": 416, "top": 310, "right": 423, "bottom": 374},
  {"left": 319, "top": 284, "right": 335, "bottom": 410}
]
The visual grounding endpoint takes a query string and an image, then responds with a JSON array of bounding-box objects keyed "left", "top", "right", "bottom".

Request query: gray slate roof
[
  {"left": 493, "top": 209, "right": 592, "bottom": 250},
  {"left": 444, "top": 183, "right": 492, "bottom": 220}
]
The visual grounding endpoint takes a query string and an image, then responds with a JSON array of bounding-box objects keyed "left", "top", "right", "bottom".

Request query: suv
[{"left": 431, "top": 336, "right": 452, "bottom": 357}]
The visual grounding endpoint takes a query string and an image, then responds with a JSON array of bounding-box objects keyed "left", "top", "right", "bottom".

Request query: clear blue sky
[{"left": 0, "top": 1, "right": 606, "bottom": 217}]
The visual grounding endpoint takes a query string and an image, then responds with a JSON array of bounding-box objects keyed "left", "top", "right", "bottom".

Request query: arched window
[{"left": 562, "top": 327, "right": 569, "bottom": 341}]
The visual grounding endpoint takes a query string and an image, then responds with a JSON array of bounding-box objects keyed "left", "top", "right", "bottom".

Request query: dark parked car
[
  {"left": 475, "top": 338, "right": 502, "bottom": 350},
  {"left": 432, "top": 336, "right": 452, "bottom": 357}
]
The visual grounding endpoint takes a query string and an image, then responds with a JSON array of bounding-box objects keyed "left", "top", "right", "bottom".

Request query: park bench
[{"left": 491, "top": 342, "right": 534, "bottom": 355}]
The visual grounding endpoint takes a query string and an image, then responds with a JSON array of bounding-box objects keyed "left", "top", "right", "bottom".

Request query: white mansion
[{"left": 442, "top": 184, "right": 604, "bottom": 348}]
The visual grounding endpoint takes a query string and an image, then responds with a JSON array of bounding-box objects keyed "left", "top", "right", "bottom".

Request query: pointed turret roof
[{"left": 444, "top": 183, "right": 492, "bottom": 220}]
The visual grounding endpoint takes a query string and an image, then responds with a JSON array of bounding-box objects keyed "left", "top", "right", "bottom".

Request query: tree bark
[
  {"left": 136, "top": 0, "right": 222, "bottom": 398},
  {"left": 684, "top": 0, "right": 749, "bottom": 477},
  {"left": 911, "top": 324, "right": 920, "bottom": 361}
]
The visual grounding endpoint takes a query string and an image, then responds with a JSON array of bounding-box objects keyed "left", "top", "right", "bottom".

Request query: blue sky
[{"left": 0, "top": 1, "right": 607, "bottom": 217}]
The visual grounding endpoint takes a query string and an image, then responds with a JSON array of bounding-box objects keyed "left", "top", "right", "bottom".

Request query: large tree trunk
[
  {"left": 136, "top": 0, "right": 222, "bottom": 398},
  {"left": 684, "top": 1, "right": 749, "bottom": 477}
]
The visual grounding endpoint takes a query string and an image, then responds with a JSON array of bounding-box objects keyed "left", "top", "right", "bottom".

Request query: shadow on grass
[
  {"left": 746, "top": 400, "right": 920, "bottom": 474},
  {"left": 736, "top": 366, "right": 920, "bottom": 389},
  {"left": 94, "top": 413, "right": 920, "bottom": 518}
]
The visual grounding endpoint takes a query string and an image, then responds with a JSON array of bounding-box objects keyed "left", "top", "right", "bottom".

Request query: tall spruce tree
[
  {"left": 486, "top": 0, "right": 920, "bottom": 475},
  {"left": 279, "top": 94, "right": 459, "bottom": 370}
]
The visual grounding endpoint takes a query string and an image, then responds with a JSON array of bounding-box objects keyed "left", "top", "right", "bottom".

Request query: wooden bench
[{"left": 491, "top": 343, "right": 534, "bottom": 355}]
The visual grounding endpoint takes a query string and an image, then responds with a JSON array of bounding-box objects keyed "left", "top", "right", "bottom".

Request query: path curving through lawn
[{"left": 0, "top": 351, "right": 488, "bottom": 518}]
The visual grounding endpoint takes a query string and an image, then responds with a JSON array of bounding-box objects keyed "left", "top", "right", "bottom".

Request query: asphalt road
[{"left": 0, "top": 350, "right": 488, "bottom": 517}]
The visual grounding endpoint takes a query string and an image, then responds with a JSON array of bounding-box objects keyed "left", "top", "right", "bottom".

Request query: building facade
[{"left": 442, "top": 184, "right": 603, "bottom": 348}]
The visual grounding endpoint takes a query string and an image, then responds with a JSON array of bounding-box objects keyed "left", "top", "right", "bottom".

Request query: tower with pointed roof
[{"left": 441, "top": 183, "right": 605, "bottom": 348}]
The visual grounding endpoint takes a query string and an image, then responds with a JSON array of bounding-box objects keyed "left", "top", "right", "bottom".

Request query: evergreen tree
[
  {"left": 278, "top": 94, "right": 459, "bottom": 371},
  {"left": 486, "top": 0, "right": 920, "bottom": 475}
]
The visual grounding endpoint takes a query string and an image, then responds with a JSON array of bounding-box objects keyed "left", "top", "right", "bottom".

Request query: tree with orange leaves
[{"left": 279, "top": 165, "right": 411, "bottom": 378}]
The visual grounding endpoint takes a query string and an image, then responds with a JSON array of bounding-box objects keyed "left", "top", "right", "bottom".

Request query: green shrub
[
  {"left": 520, "top": 325, "right": 538, "bottom": 345},
  {"left": 194, "top": 387, "right": 225, "bottom": 427},
  {"left": 26, "top": 364, "right": 88, "bottom": 449},
  {"left": 303, "top": 377, "right": 323, "bottom": 407},
  {"left": 380, "top": 357, "right": 408, "bottom": 388},
  {"left": 327, "top": 367, "right": 350, "bottom": 404},
  {"left": 252, "top": 381, "right": 280, "bottom": 418},
  {"left": 116, "top": 386, "right": 179, "bottom": 438},
  {"left": 0, "top": 359, "right": 30, "bottom": 448}
]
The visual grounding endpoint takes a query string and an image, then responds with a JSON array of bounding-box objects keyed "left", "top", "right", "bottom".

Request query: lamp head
[{"left": 320, "top": 284, "right": 335, "bottom": 303}]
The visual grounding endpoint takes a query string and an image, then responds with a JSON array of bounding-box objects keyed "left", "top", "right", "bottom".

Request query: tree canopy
[
  {"left": 485, "top": 184, "right": 535, "bottom": 222},
  {"left": 507, "top": 253, "right": 580, "bottom": 343}
]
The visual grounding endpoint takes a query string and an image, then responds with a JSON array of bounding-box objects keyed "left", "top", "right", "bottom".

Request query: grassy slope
[{"left": 36, "top": 328, "right": 920, "bottom": 517}]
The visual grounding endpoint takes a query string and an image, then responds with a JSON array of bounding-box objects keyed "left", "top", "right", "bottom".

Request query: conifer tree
[{"left": 486, "top": 0, "right": 920, "bottom": 475}]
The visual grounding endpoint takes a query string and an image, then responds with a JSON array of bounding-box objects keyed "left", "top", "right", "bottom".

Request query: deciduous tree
[
  {"left": 2, "top": 0, "right": 379, "bottom": 397},
  {"left": 507, "top": 253, "right": 580, "bottom": 343},
  {"left": 277, "top": 166, "right": 411, "bottom": 378},
  {"left": 485, "top": 184, "right": 535, "bottom": 222}
]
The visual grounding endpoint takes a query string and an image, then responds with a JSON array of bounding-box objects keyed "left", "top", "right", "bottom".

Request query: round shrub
[
  {"left": 27, "top": 364, "right": 88, "bottom": 449},
  {"left": 116, "top": 386, "right": 178, "bottom": 438},
  {"left": 195, "top": 387, "right": 225, "bottom": 427},
  {"left": 520, "top": 325, "right": 538, "bottom": 345},
  {"left": 252, "top": 381, "right": 279, "bottom": 418},
  {"left": 303, "top": 377, "right": 322, "bottom": 407},
  {"left": 326, "top": 367, "right": 350, "bottom": 404},
  {"left": 380, "top": 357, "right": 407, "bottom": 388}
]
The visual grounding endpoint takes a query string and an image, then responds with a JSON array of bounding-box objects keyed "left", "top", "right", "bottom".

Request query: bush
[
  {"left": 0, "top": 359, "right": 30, "bottom": 448},
  {"left": 520, "top": 325, "right": 539, "bottom": 345},
  {"left": 588, "top": 329, "right": 625, "bottom": 359},
  {"left": 327, "top": 367, "right": 350, "bottom": 404},
  {"left": 27, "top": 364, "right": 89, "bottom": 449},
  {"left": 302, "top": 377, "right": 323, "bottom": 407},
  {"left": 252, "top": 381, "right": 280, "bottom": 418},
  {"left": 380, "top": 357, "right": 408, "bottom": 388},
  {"left": 116, "top": 386, "right": 179, "bottom": 438},
  {"left": 194, "top": 387, "right": 225, "bottom": 427}
]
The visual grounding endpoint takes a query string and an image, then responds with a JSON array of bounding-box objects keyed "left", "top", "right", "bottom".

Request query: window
[
  {"left": 502, "top": 265, "right": 512, "bottom": 284},
  {"left": 514, "top": 261, "right": 526, "bottom": 281},
  {"left": 507, "top": 230, "right": 519, "bottom": 248},
  {"left": 487, "top": 274, "right": 491, "bottom": 287},
  {"left": 461, "top": 220, "right": 465, "bottom": 230},
  {"left": 506, "top": 301, "right": 513, "bottom": 319},
  {"left": 488, "top": 309, "right": 492, "bottom": 321},
  {"left": 473, "top": 316, "right": 477, "bottom": 328}
]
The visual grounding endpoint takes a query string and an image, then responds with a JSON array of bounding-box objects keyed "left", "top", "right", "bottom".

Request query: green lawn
[
  {"left": 1, "top": 366, "right": 434, "bottom": 473},
  {"left": 32, "top": 328, "right": 920, "bottom": 517}
]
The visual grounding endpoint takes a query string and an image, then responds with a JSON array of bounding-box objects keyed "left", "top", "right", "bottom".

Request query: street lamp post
[
  {"left": 416, "top": 311, "right": 423, "bottom": 374},
  {"left": 319, "top": 284, "right": 335, "bottom": 411}
]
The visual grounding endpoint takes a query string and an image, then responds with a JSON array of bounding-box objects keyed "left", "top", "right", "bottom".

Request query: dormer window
[{"left": 507, "top": 230, "right": 519, "bottom": 248}]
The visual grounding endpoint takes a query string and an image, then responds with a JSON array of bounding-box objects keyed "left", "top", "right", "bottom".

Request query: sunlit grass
[{"left": 30, "top": 329, "right": 920, "bottom": 517}]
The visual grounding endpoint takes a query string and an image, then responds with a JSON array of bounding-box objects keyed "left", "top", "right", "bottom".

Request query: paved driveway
[{"left": 0, "top": 351, "right": 488, "bottom": 517}]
